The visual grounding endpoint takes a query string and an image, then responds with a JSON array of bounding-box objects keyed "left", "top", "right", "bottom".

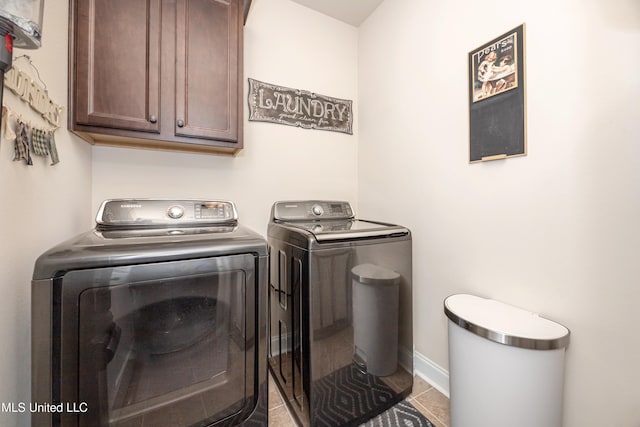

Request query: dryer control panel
[
  {"left": 96, "top": 199, "right": 238, "bottom": 228},
  {"left": 272, "top": 200, "right": 354, "bottom": 222}
]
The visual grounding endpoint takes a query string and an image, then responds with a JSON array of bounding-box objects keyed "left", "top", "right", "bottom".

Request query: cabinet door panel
[
  {"left": 74, "top": 0, "right": 161, "bottom": 132},
  {"left": 175, "top": 0, "right": 239, "bottom": 142}
]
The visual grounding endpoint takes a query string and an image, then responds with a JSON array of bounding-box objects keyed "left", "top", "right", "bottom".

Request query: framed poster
[{"left": 468, "top": 24, "right": 526, "bottom": 163}]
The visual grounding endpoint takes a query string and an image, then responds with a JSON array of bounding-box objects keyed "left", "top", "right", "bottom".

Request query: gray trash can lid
[
  {"left": 444, "top": 294, "right": 570, "bottom": 350},
  {"left": 351, "top": 264, "right": 400, "bottom": 285}
]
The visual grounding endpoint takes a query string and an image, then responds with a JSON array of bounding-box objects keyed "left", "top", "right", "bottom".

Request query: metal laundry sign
[
  {"left": 248, "top": 78, "right": 353, "bottom": 135},
  {"left": 4, "top": 60, "right": 63, "bottom": 128}
]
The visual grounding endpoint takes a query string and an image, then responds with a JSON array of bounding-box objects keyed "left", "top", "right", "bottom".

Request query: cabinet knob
[
  {"left": 149, "top": 115, "right": 157, "bottom": 123},
  {"left": 176, "top": 119, "right": 185, "bottom": 127}
]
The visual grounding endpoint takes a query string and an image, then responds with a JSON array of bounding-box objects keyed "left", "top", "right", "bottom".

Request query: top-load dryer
[{"left": 267, "top": 200, "right": 413, "bottom": 427}]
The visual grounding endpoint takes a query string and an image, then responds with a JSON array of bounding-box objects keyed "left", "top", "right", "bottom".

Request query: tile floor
[{"left": 267, "top": 374, "right": 451, "bottom": 427}]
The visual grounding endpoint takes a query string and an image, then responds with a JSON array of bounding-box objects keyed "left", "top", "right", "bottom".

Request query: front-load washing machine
[
  {"left": 267, "top": 200, "right": 413, "bottom": 427},
  {"left": 31, "top": 199, "right": 268, "bottom": 427}
]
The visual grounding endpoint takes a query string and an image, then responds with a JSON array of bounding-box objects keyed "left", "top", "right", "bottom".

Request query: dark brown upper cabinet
[{"left": 69, "top": 0, "right": 250, "bottom": 155}]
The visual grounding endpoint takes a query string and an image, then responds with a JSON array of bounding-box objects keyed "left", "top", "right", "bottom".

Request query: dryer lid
[
  {"left": 271, "top": 200, "right": 409, "bottom": 242},
  {"left": 284, "top": 219, "right": 409, "bottom": 242}
]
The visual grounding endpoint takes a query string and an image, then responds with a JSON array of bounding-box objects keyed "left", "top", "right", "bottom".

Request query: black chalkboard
[{"left": 469, "top": 24, "right": 526, "bottom": 162}]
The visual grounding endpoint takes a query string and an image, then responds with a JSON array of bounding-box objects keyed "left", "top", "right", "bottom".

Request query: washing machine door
[{"left": 48, "top": 254, "right": 258, "bottom": 427}]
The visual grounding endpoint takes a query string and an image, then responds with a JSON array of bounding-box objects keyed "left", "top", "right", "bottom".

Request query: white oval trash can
[{"left": 444, "top": 294, "right": 570, "bottom": 427}]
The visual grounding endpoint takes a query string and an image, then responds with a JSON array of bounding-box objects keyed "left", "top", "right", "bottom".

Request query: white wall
[
  {"left": 91, "top": 0, "right": 359, "bottom": 236},
  {"left": 0, "top": 1, "right": 93, "bottom": 426},
  {"left": 358, "top": 0, "right": 640, "bottom": 426}
]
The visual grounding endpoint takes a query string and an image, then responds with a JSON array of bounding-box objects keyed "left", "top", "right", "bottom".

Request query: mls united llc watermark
[{"left": 1, "top": 401, "right": 88, "bottom": 413}]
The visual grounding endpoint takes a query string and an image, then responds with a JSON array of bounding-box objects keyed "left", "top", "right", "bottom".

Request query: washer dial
[
  {"left": 167, "top": 205, "right": 184, "bottom": 219},
  {"left": 311, "top": 204, "right": 324, "bottom": 216}
]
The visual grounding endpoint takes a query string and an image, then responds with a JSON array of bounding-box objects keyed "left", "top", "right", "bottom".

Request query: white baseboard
[{"left": 413, "top": 350, "right": 450, "bottom": 398}]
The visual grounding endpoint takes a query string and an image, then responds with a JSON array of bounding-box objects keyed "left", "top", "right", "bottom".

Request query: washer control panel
[
  {"left": 272, "top": 200, "right": 354, "bottom": 221},
  {"left": 96, "top": 199, "right": 238, "bottom": 227}
]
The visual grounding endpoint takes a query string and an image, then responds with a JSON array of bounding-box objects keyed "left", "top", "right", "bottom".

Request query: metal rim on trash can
[{"left": 444, "top": 295, "right": 570, "bottom": 351}]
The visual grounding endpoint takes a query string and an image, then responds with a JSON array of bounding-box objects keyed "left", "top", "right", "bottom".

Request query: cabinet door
[
  {"left": 73, "top": 0, "right": 161, "bottom": 132},
  {"left": 175, "top": 0, "right": 241, "bottom": 142}
]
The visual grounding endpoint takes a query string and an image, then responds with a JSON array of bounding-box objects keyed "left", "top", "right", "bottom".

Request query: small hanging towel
[
  {"left": 31, "top": 127, "right": 50, "bottom": 157},
  {"left": 13, "top": 120, "right": 33, "bottom": 165},
  {"left": 48, "top": 131, "right": 60, "bottom": 165},
  {"left": 2, "top": 106, "right": 16, "bottom": 141}
]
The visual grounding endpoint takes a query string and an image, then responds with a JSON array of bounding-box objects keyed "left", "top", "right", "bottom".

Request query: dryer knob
[
  {"left": 311, "top": 204, "right": 324, "bottom": 216},
  {"left": 167, "top": 205, "right": 184, "bottom": 219}
]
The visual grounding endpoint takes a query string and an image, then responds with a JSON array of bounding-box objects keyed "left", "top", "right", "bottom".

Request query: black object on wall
[{"left": 468, "top": 24, "right": 526, "bottom": 163}]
